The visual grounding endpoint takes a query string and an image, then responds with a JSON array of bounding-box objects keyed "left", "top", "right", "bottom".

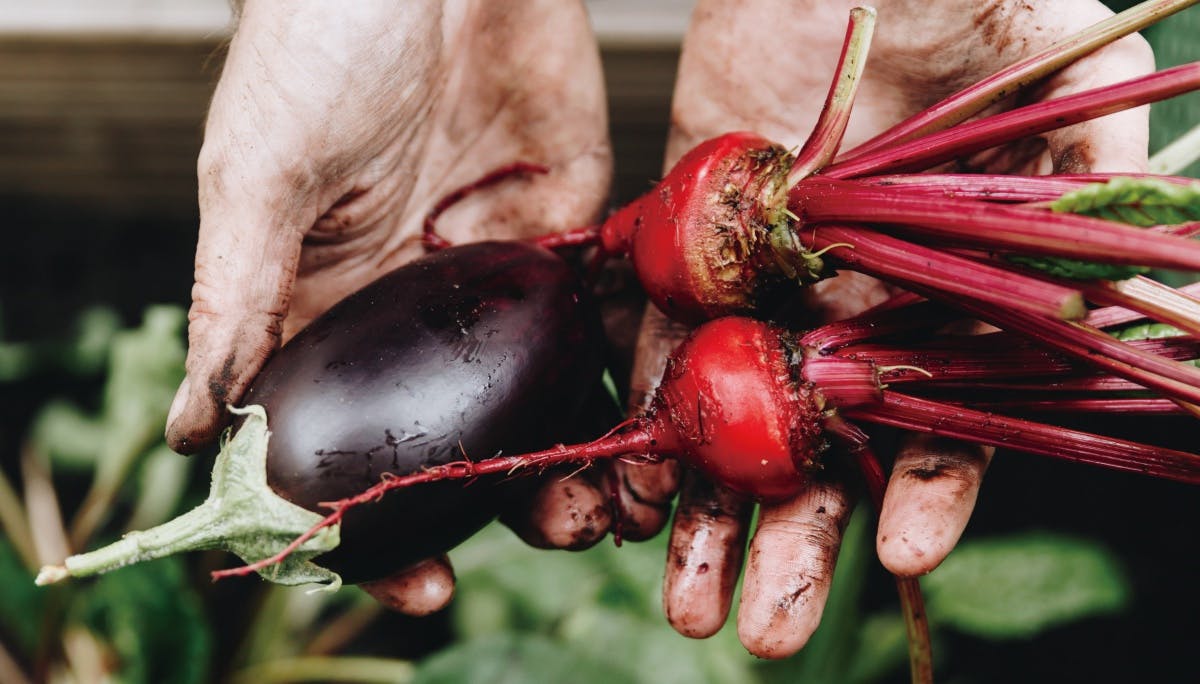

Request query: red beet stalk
[
  {"left": 823, "top": 62, "right": 1200, "bottom": 178},
  {"left": 791, "top": 178, "right": 1200, "bottom": 272},
  {"left": 843, "top": 0, "right": 1200, "bottom": 157}
]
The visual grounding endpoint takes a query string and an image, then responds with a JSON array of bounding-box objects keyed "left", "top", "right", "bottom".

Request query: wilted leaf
[{"left": 924, "top": 532, "right": 1130, "bottom": 639}]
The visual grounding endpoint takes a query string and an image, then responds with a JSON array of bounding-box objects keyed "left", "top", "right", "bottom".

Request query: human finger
[
  {"left": 359, "top": 555, "right": 456, "bottom": 616},
  {"left": 500, "top": 474, "right": 613, "bottom": 551},
  {"left": 611, "top": 304, "right": 690, "bottom": 541},
  {"left": 662, "top": 472, "right": 753, "bottom": 638},
  {"left": 876, "top": 434, "right": 993, "bottom": 577},
  {"left": 736, "top": 478, "right": 853, "bottom": 658},
  {"left": 1036, "top": 26, "right": 1155, "bottom": 173}
]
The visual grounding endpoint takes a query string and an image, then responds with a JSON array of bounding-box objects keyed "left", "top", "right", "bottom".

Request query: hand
[
  {"left": 163, "top": 0, "right": 611, "bottom": 611},
  {"left": 639, "top": 0, "right": 1154, "bottom": 657}
]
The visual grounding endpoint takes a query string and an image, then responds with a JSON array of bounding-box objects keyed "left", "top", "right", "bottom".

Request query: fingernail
[{"left": 166, "top": 376, "right": 191, "bottom": 432}]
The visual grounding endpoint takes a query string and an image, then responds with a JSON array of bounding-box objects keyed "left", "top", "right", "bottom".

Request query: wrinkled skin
[
  {"left": 166, "top": 0, "right": 1151, "bottom": 656},
  {"left": 642, "top": 0, "right": 1152, "bottom": 657},
  {"left": 166, "top": 0, "right": 610, "bottom": 608}
]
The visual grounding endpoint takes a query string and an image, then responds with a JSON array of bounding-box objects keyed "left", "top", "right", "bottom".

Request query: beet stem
[
  {"left": 787, "top": 7, "right": 876, "bottom": 183},
  {"left": 1077, "top": 276, "right": 1200, "bottom": 339},
  {"left": 847, "top": 392, "right": 1200, "bottom": 484},
  {"left": 861, "top": 174, "right": 1094, "bottom": 202},
  {"left": 822, "top": 415, "right": 933, "bottom": 684},
  {"left": 793, "top": 178, "right": 1200, "bottom": 272},
  {"left": 422, "top": 162, "right": 549, "bottom": 251},
  {"left": 799, "top": 292, "right": 954, "bottom": 352},
  {"left": 802, "top": 355, "right": 883, "bottom": 409},
  {"left": 1087, "top": 281, "right": 1200, "bottom": 329},
  {"left": 801, "top": 224, "right": 1087, "bottom": 320},
  {"left": 951, "top": 398, "right": 1183, "bottom": 413},
  {"left": 823, "top": 62, "right": 1200, "bottom": 178},
  {"left": 857, "top": 334, "right": 1200, "bottom": 385},
  {"left": 841, "top": 0, "right": 1199, "bottom": 158}
]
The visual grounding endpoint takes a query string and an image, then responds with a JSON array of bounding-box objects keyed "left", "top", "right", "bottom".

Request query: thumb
[
  {"left": 1041, "top": 32, "right": 1155, "bottom": 173},
  {"left": 165, "top": 155, "right": 314, "bottom": 454}
]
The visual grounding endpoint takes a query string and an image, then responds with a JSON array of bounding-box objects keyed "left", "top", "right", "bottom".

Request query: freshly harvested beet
[{"left": 39, "top": 240, "right": 604, "bottom": 587}]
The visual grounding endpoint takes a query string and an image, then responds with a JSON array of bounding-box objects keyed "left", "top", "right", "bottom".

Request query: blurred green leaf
[
  {"left": 845, "top": 612, "right": 910, "bottom": 684},
  {"left": 1112, "top": 321, "right": 1185, "bottom": 340},
  {"left": 451, "top": 524, "right": 756, "bottom": 683},
  {"left": 71, "top": 557, "right": 210, "bottom": 684},
  {"left": 125, "top": 444, "right": 192, "bottom": 531},
  {"left": 29, "top": 400, "right": 107, "bottom": 471},
  {"left": 452, "top": 524, "right": 661, "bottom": 631},
  {"left": 1006, "top": 254, "right": 1147, "bottom": 281},
  {"left": 924, "top": 532, "right": 1130, "bottom": 639},
  {"left": 0, "top": 306, "right": 121, "bottom": 382},
  {"left": 0, "top": 536, "right": 46, "bottom": 655},
  {"left": 560, "top": 605, "right": 755, "bottom": 684},
  {"left": 230, "top": 656, "right": 415, "bottom": 684},
  {"left": 31, "top": 306, "right": 185, "bottom": 474},
  {"left": 414, "top": 633, "right": 638, "bottom": 684},
  {"left": 1143, "top": 6, "right": 1200, "bottom": 178}
]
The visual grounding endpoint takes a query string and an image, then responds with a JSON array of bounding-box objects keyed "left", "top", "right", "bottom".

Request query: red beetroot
[{"left": 595, "top": 133, "right": 797, "bottom": 324}]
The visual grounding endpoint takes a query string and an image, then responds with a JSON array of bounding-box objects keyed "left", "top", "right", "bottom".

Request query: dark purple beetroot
[{"left": 243, "top": 241, "right": 603, "bottom": 583}]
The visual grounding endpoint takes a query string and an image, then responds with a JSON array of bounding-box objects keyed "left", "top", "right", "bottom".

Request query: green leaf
[
  {"left": 30, "top": 306, "right": 185, "bottom": 478},
  {"left": 414, "top": 633, "right": 639, "bottom": 684},
  {"left": 1049, "top": 177, "right": 1200, "bottom": 227},
  {"left": 1111, "top": 322, "right": 1186, "bottom": 341},
  {"left": 924, "top": 532, "right": 1130, "bottom": 639},
  {"left": 1006, "top": 254, "right": 1148, "bottom": 281},
  {"left": 1143, "top": 5, "right": 1200, "bottom": 178},
  {"left": 0, "top": 537, "right": 46, "bottom": 655},
  {"left": 71, "top": 557, "right": 210, "bottom": 684},
  {"left": 0, "top": 306, "right": 121, "bottom": 382},
  {"left": 1008, "top": 177, "right": 1200, "bottom": 280},
  {"left": 450, "top": 524, "right": 757, "bottom": 684},
  {"left": 844, "top": 613, "right": 911, "bottom": 684}
]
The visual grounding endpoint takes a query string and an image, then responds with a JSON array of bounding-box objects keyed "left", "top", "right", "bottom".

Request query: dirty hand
[
  {"left": 633, "top": 0, "right": 1153, "bottom": 658},
  {"left": 164, "top": 0, "right": 611, "bottom": 612}
]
